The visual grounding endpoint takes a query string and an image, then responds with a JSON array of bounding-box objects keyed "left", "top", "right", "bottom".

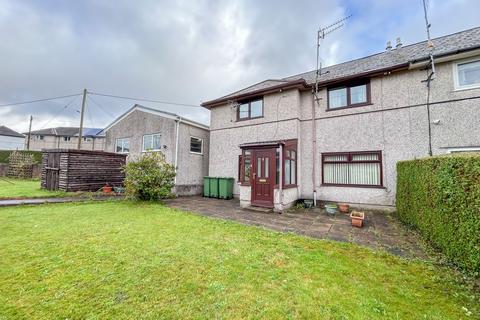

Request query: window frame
[
  {"left": 321, "top": 150, "right": 383, "bottom": 188},
  {"left": 115, "top": 137, "right": 130, "bottom": 154},
  {"left": 189, "top": 136, "right": 203, "bottom": 155},
  {"left": 283, "top": 141, "right": 297, "bottom": 188},
  {"left": 142, "top": 133, "right": 162, "bottom": 152},
  {"left": 63, "top": 136, "right": 71, "bottom": 142},
  {"left": 446, "top": 147, "right": 480, "bottom": 153},
  {"left": 453, "top": 57, "right": 480, "bottom": 91},
  {"left": 238, "top": 149, "right": 252, "bottom": 185},
  {"left": 327, "top": 79, "right": 371, "bottom": 111},
  {"left": 237, "top": 98, "right": 264, "bottom": 121}
]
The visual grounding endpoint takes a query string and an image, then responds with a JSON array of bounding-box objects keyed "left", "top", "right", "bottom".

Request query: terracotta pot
[
  {"left": 103, "top": 186, "right": 113, "bottom": 193},
  {"left": 338, "top": 203, "right": 350, "bottom": 213},
  {"left": 350, "top": 211, "right": 365, "bottom": 228}
]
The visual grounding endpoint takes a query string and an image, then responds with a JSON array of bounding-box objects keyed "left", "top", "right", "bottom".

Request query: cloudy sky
[{"left": 0, "top": 0, "right": 478, "bottom": 133}]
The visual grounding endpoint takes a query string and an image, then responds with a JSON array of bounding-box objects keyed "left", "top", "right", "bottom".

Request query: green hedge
[
  {"left": 0, "top": 150, "right": 43, "bottom": 164},
  {"left": 397, "top": 153, "right": 480, "bottom": 273}
]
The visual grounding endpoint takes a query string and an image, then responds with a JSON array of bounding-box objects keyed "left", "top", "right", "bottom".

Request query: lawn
[
  {"left": 0, "top": 202, "right": 478, "bottom": 319},
  {"left": 0, "top": 179, "right": 68, "bottom": 199}
]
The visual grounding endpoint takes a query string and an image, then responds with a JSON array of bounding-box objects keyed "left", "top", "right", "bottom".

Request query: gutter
[{"left": 174, "top": 117, "right": 181, "bottom": 184}]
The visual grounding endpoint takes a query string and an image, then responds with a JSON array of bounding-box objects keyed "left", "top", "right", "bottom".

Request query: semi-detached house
[{"left": 202, "top": 27, "right": 480, "bottom": 211}]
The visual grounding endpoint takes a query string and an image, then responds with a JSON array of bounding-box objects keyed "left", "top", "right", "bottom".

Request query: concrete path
[
  {"left": 0, "top": 196, "right": 121, "bottom": 207},
  {"left": 164, "top": 196, "right": 428, "bottom": 259}
]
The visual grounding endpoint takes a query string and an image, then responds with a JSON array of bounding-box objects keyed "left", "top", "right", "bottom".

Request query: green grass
[
  {"left": 0, "top": 179, "right": 68, "bottom": 199},
  {"left": 0, "top": 202, "right": 478, "bottom": 319}
]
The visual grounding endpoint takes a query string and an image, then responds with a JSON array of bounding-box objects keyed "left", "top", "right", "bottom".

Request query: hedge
[
  {"left": 397, "top": 153, "right": 480, "bottom": 273},
  {"left": 0, "top": 150, "right": 43, "bottom": 164}
]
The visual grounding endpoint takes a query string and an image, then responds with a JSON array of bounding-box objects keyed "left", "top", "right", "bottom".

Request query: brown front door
[{"left": 251, "top": 149, "right": 275, "bottom": 208}]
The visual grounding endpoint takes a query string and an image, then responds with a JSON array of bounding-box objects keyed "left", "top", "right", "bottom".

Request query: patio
[{"left": 164, "top": 196, "right": 428, "bottom": 259}]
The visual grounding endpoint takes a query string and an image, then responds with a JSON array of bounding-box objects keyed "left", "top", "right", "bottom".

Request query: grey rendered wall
[
  {"left": 104, "top": 109, "right": 176, "bottom": 163},
  {"left": 298, "top": 58, "right": 480, "bottom": 206},
  {"left": 175, "top": 122, "right": 210, "bottom": 195},
  {"left": 209, "top": 89, "right": 302, "bottom": 197},
  {"left": 27, "top": 136, "right": 104, "bottom": 151}
]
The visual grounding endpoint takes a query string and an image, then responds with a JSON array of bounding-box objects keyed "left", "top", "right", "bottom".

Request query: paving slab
[{"left": 164, "top": 196, "right": 428, "bottom": 259}]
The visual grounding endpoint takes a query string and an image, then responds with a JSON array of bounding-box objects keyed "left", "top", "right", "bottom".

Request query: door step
[{"left": 244, "top": 206, "right": 274, "bottom": 214}]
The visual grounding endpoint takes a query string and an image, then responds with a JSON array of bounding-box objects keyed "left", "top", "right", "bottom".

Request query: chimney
[
  {"left": 386, "top": 41, "right": 392, "bottom": 51},
  {"left": 396, "top": 37, "right": 402, "bottom": 49}
]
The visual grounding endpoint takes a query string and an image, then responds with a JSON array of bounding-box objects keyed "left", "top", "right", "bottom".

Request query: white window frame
[
  {"left": 190, "top": 136, "right": 203, "bottom": 155},
  {"left": 453, "top": 57, "right": 480, "bottom": 91},
  {"left": 447, "top": 147, "right": 480, "bottom": 153},
  {"left": 142, "top": 133, "right": 162, "bottom": 152},
  {"left": 115, "top": 138, "right": 130, "bottom": 154}
]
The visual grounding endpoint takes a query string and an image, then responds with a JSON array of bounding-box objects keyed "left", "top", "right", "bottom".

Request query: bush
[
  {"left": 124, "top": 152, "right": 176, "bottom": 201},
  {"left": 397, "top": 153, "right": 480, "bottom": 273}
]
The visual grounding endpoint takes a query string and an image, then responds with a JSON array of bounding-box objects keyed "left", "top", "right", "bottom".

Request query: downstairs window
[{"left": 322, "top": 151, "right": 382, "bottom": 187}]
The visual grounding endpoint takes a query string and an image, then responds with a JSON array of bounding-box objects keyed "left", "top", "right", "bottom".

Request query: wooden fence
[{"left": 41, "top": 149, "right": 127, "bottom": 192}]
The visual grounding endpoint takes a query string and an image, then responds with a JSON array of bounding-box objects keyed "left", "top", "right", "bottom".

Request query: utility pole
[
  {"left": 26, "top": 115, "right": 33, "bottom": 150},
  {"left": 77, "top": 88, "right": 87, "bottom": 150}
]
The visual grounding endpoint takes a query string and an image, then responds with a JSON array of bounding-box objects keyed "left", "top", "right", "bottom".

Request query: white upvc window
[
  {"left": 143, "top": 133, "right": 161, "bottom": 151},
  {"left": 116, "top": 138, "right": 130, "bottom": 153},
  {"left": 190, "top": 136, "right": 203, "bottom": 154},
  {"left": 453, "top": 57, "right": 480, "bottom": 91}
]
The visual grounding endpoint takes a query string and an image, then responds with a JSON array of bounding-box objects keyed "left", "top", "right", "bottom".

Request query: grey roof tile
[{"left": 0, "top": 126, "right": 24, "bottom": 138}]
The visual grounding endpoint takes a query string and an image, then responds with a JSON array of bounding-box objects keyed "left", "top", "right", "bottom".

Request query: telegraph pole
[
  {"left": 77, "top": 89, "right": 87, "bottom": 150},
  {"left": 26, "top": 115, "right": 33, "bottom": 150}
]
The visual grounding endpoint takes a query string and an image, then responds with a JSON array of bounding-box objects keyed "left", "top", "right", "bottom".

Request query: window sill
[
  {"left": 142, "top": 149, "right": 162, "bottom": 153},
  {"left": 189, "top": 151, "right": 203, "bottom": 155},
  {"left": 236, "top": 116, "right": 264, "bottom": 122},
  {"left": 321, "top": 183, "right": 385, "bottom": 189},
  {"left": 453, "top": 85, "right": 480, "bottom": 92},
  {"left": 326, "top": 103, "right": 373, "bottom": 112}
]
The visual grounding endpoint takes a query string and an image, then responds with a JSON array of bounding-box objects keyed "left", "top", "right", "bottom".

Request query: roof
[
  {"left": 101, "top": 104, "right": 210, "bottom": 133},
  {"left": 202, "top": 26, "right": 480, "bottom": 107},
  {"left": 28, "top": 127, "right": 104, "bottom": 137},
  {"left": 0, "top": 125, "right": 24, "bottom": 138}
]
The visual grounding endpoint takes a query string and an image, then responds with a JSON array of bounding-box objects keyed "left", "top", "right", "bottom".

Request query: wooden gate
[{"left": 45, "top": 152, "right": 61, "bottom": 190}]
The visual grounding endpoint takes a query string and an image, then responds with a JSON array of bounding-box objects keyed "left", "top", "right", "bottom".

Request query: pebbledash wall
[
  {"left": 103, "top": 107, "right": 209, "bottom": 196},
  {"left": 208, "top": 57, "right": 480, "bottom": 208}
]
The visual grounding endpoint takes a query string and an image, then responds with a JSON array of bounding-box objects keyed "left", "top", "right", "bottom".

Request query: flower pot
[
  {"left": 102, "top": 186, "right": 113, "bottom": 194},
  {"left": 324, "top": 203, "right": 337, "bottom": 215},
  {"left": 338, "top": 203, "right": 350, "bottom": 213},
  {"left": 350, "top": 211, "right": 365, "bottom": 228}
]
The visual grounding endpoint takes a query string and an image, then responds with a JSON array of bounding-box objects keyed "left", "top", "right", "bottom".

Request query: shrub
[
  {"left": 124, "top": 152, "right": 176, "bottom": 201},
  {"left": 397, "top": 153, "right": 480, "bottom": 273}
]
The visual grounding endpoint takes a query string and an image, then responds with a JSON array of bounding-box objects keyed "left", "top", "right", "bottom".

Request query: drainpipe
[
  {"left": 278, "top": 143, "right": 283, "bottom": 212},
  {"left": 174, "top": 117, "right": 181, "bottom": 185},
  {"left": 311, "top": 91, "right": 318, "bottom": 207}
]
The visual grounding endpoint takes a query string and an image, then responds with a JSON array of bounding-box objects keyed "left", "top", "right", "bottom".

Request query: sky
[{"left": 0, "top": 0, "right": 478, "bottom": 133}]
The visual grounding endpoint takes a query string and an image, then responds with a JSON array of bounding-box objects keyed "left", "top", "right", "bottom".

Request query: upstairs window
[
  {"left": 454, "top": 58, "right": 480, "bottom": 90},
  {"left": 237, "top": 98, "right": 263, "bottom": 121},
  {"left": 143, "top": 133, "right": 161, "bottom": 151},
  {"left": 328, "top": 80, "right": 370, "bottom": 110},
  {"left": 63, "top": 136, "right": 71, "bottom": 141},
  {"left": 322, "top": 151, "right": 382, "bottom": 187},
  {"left": 190, "top": 137, "right": 203, "bottom": 154},
  {"left": 116, "top": 138, "right": 130, "bottom": 153}
]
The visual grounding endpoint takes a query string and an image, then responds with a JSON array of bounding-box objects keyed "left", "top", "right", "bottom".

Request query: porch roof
[{"left": 239, "top": 139, "right": 297, "bottom": 149}]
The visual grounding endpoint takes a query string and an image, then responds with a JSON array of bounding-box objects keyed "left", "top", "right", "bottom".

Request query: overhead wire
[
  {"left": 89, "top": 91, "right": 202, "bottom": 108},
  {"left": 38, "top": 95, "right": 80, "bottom": 129},
  {"left": 0, "top": 93, "right": 82, "bottom": 108}
]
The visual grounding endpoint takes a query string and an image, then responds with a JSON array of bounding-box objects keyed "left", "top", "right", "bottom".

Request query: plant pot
[
  {"left": 350, "top": 211, "right": 365, "bottom": 228},
  {"left": 338, "top": 203, "right": 350, "bottom": 213},
  {"left": 103, "top": 186, "right": 113, "bottom": 194},
  {"left": 303, "top": 200, "right": 314, "bottom": 208},
  {"left": 324, "top": 203, "right": 337, "bottom": 215}
]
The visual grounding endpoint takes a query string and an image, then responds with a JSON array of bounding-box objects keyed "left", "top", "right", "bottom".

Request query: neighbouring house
[
  {"left": 202, "top": 27, "right": 480, "bottom": 211},
  {"left": 25, "top": 127, "right": 105, "bottom": 151},
  {"left": 102, "top": 104, "right": 209, "bottom": 195},
  {"left": 0, "top": 126, "right": 25, "bottom": 150}
]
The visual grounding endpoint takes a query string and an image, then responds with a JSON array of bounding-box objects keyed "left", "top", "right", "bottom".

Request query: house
[
  {"left": 25, "top": 127, "right": 105, "bottom": 151},
  {"left": 0, "top": 126, "right": 25, "bottom": 150},
  {"left": 202, "top": 27, "right": 480, "bottom": 211},
  {"left": 102, "top": 104, "right": 209, "bottom": 195}
]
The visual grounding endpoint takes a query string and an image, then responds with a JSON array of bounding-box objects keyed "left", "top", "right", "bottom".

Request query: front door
[{"left": 251, "top": 149, "right": 275, "bottom": 207}]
